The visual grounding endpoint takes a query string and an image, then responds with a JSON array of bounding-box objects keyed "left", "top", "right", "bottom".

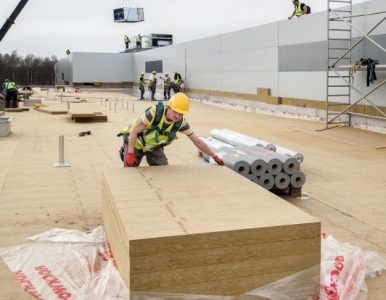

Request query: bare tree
[{"left": 0, "top": 51, "right": 57, "bottom": 86}]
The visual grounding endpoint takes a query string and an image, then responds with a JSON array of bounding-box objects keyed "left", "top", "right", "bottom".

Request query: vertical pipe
[
  {"left": 132, "top": 103, "right": 134, "bottom": 113},
  {"left": 114, "top": 102, "right": 117, "bottom": 113},
  {"left": 59, "top": 135, "right": 64, "bottom": 164}
]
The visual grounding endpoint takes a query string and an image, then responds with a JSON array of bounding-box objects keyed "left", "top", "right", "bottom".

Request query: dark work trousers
[
  {"left": 139, "top": 86, "right": 145, "bottom": 99},
  {"left": 5, "top": 89, "right": 18, "bottom": 108},
  {"left": 150, "top": 86, "right": 156, "bottom": 100},
  {"left": 133, "top": 147, "right": 168, "bottom": 166},
  {"left": 367, "top": 59, "right": 378, "bottom": 87},
  {"left": 164, "top": 87, "right": 171, "bottom": 99}
]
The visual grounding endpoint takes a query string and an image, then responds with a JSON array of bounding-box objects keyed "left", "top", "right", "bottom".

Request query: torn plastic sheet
[
  {"left": 1, "top": 229, "right": 385, "bottom": 300},
  {"left": 0, "top": 226, "right": 129, "bottom": 300},
  {"left": 247, "top": 234, "right": 386, "bottom": 300}
]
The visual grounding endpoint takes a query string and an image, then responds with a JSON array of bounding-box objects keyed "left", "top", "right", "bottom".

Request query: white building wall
[{"left": 72, "top": 52, "right": 134, "bottom": 83}]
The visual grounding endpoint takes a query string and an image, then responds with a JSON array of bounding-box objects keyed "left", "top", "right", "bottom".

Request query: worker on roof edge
[
  {"left": 125, "top": 92, "right": 224, "bottom": 167},
  {"left": 288, "top": 0, "right": 311, "bottom": 19}
]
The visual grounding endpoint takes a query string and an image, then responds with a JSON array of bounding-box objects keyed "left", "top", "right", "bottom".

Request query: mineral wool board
[{"left": 102, "top": 165, "right": 320, "bottom": 295}]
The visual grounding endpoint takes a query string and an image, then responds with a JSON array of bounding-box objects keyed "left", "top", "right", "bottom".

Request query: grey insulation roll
[
  {"left": 274, "top": 173, "right": 290, "bottom": 189},
  {"left": 258, "top": 173, "right": 275, "bottom": 190},
  {"left": 222, "top": 151, "right": 254, "bottom": 176},
  {"left": 245, "top": 173, "right": 259, "bottom": 183},
  {"left": 269, "top": 153, "right": 299, "bottom": 175},
  {"left": 250, "top": 158, "right": 268, "bottom": 176},
  {"left": 290, "top": 171, "right": 306, "bottom": 188},
  {"left": 266, "top": 158, "right": 283, "bottom": 175}
]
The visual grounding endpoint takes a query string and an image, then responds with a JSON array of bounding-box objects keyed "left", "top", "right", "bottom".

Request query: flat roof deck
[{"left": 0, "top": 89, "right": 385, "bottom": 298}]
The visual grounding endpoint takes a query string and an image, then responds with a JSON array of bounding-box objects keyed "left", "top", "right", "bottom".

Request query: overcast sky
[{"left": 0, "top": 0, "right": 368, "bottom": 58}]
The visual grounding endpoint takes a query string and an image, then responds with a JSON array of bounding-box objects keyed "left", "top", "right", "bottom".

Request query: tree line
[{"left": 0, "top": 51, "right": 58, "bottom": 86}]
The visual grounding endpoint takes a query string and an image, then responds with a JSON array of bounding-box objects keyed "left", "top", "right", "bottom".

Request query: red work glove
[
  {"left": 212, "top": 154, "right": 224, "bottom": 166},
  {"left": 126, "top": 152, "right": 137, "bottom": 167}
]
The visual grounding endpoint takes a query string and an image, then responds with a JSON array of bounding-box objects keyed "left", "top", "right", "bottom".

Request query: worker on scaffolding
[
  {"left": 124, "top": 34, "right": 130, "bottom": 50},
  {"left": 124, "top": 92, "right": 224, "bottom": 167},
  {"left": 162, "top": 73, "right": 171, "bottom": 100},
  {"left": 288, "top": 0, "right": 311, "bottom": 19},
  {"left": 148, "top": 71, "right": 157, "bottom": 101},
  {"left": 138, "top": 72, "right": 145, "bottom": 100},
  {"left": 4, "top": 79, "right": 19, "bottom": 108}
]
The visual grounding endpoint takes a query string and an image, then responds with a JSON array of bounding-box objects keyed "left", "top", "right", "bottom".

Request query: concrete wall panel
[
  {"left": 72, "top": 52, "right": 133, "bottom": 83},
  {"left": 279, "top": 12, "right": 327, "bottom": 46},
  {"left": 221, "top": 23, "right": 278, "bottom": 52},
  {"left": 279, "top": 72, "right": 326, "bottom": 100}
]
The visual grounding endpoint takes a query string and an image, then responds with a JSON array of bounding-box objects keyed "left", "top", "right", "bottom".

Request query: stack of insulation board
[
  {"left": 102, "top": 165, "right": 320, "bottom": 295},
  {"left": 68, "top": 103, "right": 107, "bottom": 122}
]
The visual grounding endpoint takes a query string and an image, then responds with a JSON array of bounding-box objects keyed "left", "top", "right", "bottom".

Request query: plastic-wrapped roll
[
  {"left": 221, "top": 128, "right": 276, "bottom": 151},
  {"left": 290, "top": 171, "right": 306, "bottom": 188},
  {"left": 210, "top": 128, "right": 276, "bottom": 151},
  {"left": 274, "top": 173, "right": 290, "bottom": 189},
  {"left": 258, "top": 173, "right": 275, "bottom": 190},
  {"left": 275, "top": 145, "right": 304, "bottom": 164},
  {"left": 268, "top": 152, "right": 299, "bottom": 175},
  {"left": 222, "top": 151, "right": 254, "bottom": 176}
]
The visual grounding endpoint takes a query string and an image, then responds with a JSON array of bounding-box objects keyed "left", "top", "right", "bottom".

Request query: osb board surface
[{"left": 102, "top": 166, "right": 319, "bottom": 241}]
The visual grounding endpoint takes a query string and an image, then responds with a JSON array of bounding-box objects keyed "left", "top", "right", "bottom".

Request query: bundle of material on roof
[
  {"left": 102, "top": 166, "right": 320, "bottom": 295},
  {"left": 201, "top": 129, "right": 306, "bottom": 192}
]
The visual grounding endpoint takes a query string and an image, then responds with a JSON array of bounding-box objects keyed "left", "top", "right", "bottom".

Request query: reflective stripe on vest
[
  {"left": 5, "top": 82, "right": 17, "bottom": 90},
  {"left": 295, "top": 3, "right": 303, "bottom": 16},
  {"left": 131, "top": 106, "right": 178, "bottom": 152}
]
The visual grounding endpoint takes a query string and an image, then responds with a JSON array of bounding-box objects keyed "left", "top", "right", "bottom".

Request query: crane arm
[{"left": 0, "top": 0, "right": 29, "bottom": 43}]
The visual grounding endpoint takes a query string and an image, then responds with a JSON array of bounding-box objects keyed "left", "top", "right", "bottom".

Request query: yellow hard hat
[
  {"left": 173, "top": 70, "right": 177, "bottom": 74},
  {"left": 140, "top": 72, "right": 144, "bottom": 75},
  {"left": 152, "top": 70, "right": 156, "bottom": 74},
  {"left": 164, "top": 72, "right": 168, "bottom": 76},
  {"left": 168, "top": 93, "right": 190, "bottom": 115}
]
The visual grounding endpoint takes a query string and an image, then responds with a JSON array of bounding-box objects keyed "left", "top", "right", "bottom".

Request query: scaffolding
[{"left": 325, "top": 0, "right": 386, "bottom": 129}]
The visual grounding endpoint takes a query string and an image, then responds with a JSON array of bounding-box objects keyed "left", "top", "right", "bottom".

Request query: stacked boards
[
  {"left": 68, "top": 103, "right": 107, "bottom": 122},
  {"left": 102, "top": 165, "right": 320, "bottom": 295}
]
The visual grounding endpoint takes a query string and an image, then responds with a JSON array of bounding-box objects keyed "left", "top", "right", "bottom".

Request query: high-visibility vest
[
  {"left": 130, "top": 103, "right": 182, "bottom": 152},
  {"left": 139, "top": 77, "right": 145, "bottom": 87},
  {"left": 295, "top": 3, "right": 303, "bottom": 16},
  {"left": 163, "top": 77, "right": 171, "bottom": 88},
  {"left": 136, "top": 35, "right": 141, "bottom": 43},
  {"left": 124, "top": 36, "right": 129, "bottom": 43},
  {"left": 5, "top": 81, "right": 17, "bottom": 90}
]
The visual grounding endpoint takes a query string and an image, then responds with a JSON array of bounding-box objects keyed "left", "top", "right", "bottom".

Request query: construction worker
[
  {"left": 148, "top": 71, "right": 157, "bottom": 101},
  {"left": 172, "top": 70, "right": 183, "bottom": 94},
  {"left": 163, "top": 73, "right": 171, "bottom": 100},
  {"left": 288, "top": 0, "right": 311, "bottom": 19},
  {"left": 4, "top": 79, "right": 18, "bottom": 108},
  {"left": 125, "top": 92, "right": 224, "bottom": 167},
  {"left": 124, "top": 34, "right": 130, "bottom": 50},
  {"left": 135, "top": 34, "right": 142, "bottom": 49},
  {"left": 138, "top": 72, "right": 145, "bottom": 100}
]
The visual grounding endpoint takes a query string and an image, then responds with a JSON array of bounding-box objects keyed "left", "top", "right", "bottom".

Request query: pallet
[
  {"left": 4, "top": 107, "right": 30, "bottom": 112},
  {"left": 272, "top": 186, "right": 302, "bottom": 197}
]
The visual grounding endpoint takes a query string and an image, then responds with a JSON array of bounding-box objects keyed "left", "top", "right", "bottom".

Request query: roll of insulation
[
  {"left": 274, "top": 173, "right": 290, "bottom": 189},
  {"left": 290, "top": 171, "right": 306, "bottom": 188}
]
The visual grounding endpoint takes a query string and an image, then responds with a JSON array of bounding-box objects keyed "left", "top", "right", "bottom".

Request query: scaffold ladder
[{"left": 326, "top": 0, "right": 353, "bottom": 128}]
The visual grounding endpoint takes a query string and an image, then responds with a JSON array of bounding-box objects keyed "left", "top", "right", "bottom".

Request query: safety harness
[{"left": 137, "top": 101, "right": 183, "bottom": 151}]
